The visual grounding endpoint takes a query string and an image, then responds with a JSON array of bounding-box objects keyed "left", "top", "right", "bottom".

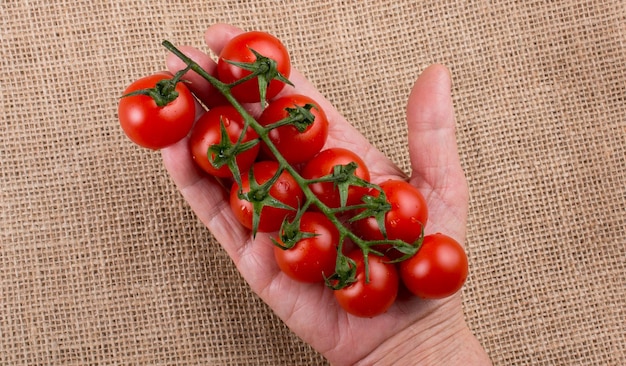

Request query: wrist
[{"left": 352, "top": 297, "right": 492, "bottom": 366}]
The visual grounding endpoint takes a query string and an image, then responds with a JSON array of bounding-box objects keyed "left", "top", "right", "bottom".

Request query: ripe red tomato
[
  {"left": 217, "top": 31, "right": 291, "bottom": 103},
  {"left": 301, "top": 148, "right": 371, "bottom": 209},
  {"left": 189, "top": 105, "right": 259, "bottom": 178},
  {"left": 118, "top": 72, "right": 195, "bottom": 150},
  {"left": 230, "top": 161, "right": 304, "bottom": 232},
  {"left": 352, "top": 179, "right": 428, "bottom": 255},
  {"left": 334, "top": 251, "right": 399, "bottom": 318},
  {"left": 274, "top": 212, "right": 339, "bottom": 283},
  {"left": 400, "top": 233, "right": 468, "bottom": 299},
  {"left": 258, "top": 94, "right": 329, "bottom": 164}
]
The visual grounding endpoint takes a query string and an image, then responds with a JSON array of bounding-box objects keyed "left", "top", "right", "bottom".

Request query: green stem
[
  {"left": 263, "top": 116, "right": 300, "bottom": 131},
  {"left": 227, "top": 68, "right": 264, "bottom": 88},
  {"left": 162, "top": 40, "right": 416, "bottom": 285}
]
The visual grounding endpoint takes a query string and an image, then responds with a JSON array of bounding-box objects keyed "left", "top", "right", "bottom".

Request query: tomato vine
[
  {"left": 119, "top": 32, "right": 468, "bottom": 317},
  {"left": 162, "top": 39, "right": 423, "bottom": 286}
]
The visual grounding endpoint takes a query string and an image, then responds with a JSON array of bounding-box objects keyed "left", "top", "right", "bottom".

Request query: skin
[{"left": 162, "top": 23, "right": 492, "bottom": 366}]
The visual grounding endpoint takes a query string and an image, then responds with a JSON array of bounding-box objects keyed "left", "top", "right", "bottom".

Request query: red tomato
[
  {"left": 274, "top": 212, "right": 339, "bottom": 283},
  {"left": 217, "top": 31, "right": 291, "bottom": 103},
  {"left": 189, "top": 105, "right": 259, "bottom": 178},
  {"left": 301, "top": 148, "right": 371, "bottom": 209},
  {"left": 230, "top": 161, "right": 304, "bottom": 232},
  {"left": 352, "top": 179, "right": 428, "bottom": 257},
  {"left": 118, "top": 72, "right": 195, "bottom": 150},
  {"left": 334, "top": 251, "right": 399, "bottom": 318},
  {"left": 400, "top": 233, "right": 468, "bottom": 299},
  {"left": 258, "top": 94, "right": 329, "bottom": 164}
]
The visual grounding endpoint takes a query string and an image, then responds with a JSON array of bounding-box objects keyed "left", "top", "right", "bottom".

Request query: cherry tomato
[
  {"left": 230, "top": 161, "right": 304, "bottom": 232},
  {"left": 217, "top": 31, "right": 291, "bottom": 103},
  {"left": 258, "top": 94, "right": 329, "bottom": 164},
  {"left": 274, "top": 212, "right": 339, "bottom": 283},
  {"left": 334, "top": 251, "right": 399, "bottom": 318},
  {"left": 301, "top": 148, "right": 371, "bottom": 209},
  {"left": 400, "top": 233, "right": 468, "bottom": 299},
  {"left": 118, "top": 72, "right": 195, "bottom": 150},
  {"left": 352, "top": 179, "right": 428, "bottom": 257},
  {"left": 189, "top": 105, "right": 259, "bottom": 178}
]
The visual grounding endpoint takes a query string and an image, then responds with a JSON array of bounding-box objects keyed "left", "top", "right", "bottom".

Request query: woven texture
[{"left": 2, "top": 0, "right": 625, "bottom": 364}]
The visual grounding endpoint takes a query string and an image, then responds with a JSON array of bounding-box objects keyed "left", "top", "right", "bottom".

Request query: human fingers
[
  {"left": 407, "top": 64, "right": 459, "bottom": 187},
  {"left": 204, "top": 22, "right": 243, "bottom": 54},
  {"left": 160, "top": 138, "right": 251, "bottom": 261},
  {"left": 405, "top": 64, "right": 468, "bottom": 239}
]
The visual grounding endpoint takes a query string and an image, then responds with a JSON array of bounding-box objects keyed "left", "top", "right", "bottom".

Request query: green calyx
[
  {"left": 263, "top": 103, "right": 317, "bottom": 132},
  {"left": 238, "top": 167, "right": 295, "bottom": 238},
  {"left": 272, "top": 213, "right": 318, "bottom": 250},
  {"left": 348, "top": 190, "right": 390, "bottom": 238},
  {"left": 324, "top": 251, "right": 358, "bottom": 290},
  {"left": 121, "top": 67, "right": 192, "bottom": 107},
  {"left": 207, "top": 118, "right": 260, "bottom": 187},
  {"left": 225, "top": 48, "right": 293, "bottom": 108}
]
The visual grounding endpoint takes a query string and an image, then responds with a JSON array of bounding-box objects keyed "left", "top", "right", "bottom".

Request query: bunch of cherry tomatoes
[{"left": 118, "top": 30, "right": 468, "bottom": 318}]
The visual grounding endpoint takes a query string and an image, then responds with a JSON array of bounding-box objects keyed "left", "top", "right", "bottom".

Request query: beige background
[{"left": 2, "top": 0, "right": 624, "bottom": 365}]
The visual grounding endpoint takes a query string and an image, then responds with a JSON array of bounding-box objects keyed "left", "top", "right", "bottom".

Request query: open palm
[{"left": 162, "top": 24, "right": 488, "bottom": 366}]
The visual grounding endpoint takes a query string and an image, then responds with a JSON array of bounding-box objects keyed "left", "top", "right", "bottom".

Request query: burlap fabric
[{"left": 2, "top": 0, "right": 624, "bottom": 365}]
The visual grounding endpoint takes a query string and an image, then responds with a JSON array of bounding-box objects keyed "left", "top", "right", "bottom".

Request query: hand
[{"left": 161, "top": 23, "right": 491, "bottom": 366}]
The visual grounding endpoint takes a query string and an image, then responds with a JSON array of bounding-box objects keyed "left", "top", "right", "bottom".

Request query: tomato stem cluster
[
  {"left": 120, "top": 33, "right": 468, "bottom": 317},
  {"left": 162, "top": 40, "right": 422, "bottom": 289}
]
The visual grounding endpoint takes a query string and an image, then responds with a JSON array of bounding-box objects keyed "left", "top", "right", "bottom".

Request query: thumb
[
  {"left": 407, "top": 64, "right": 463, "bottom": 191},
  {"left": 406, "top": 64, "right": 469, "bottom": 238}
]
